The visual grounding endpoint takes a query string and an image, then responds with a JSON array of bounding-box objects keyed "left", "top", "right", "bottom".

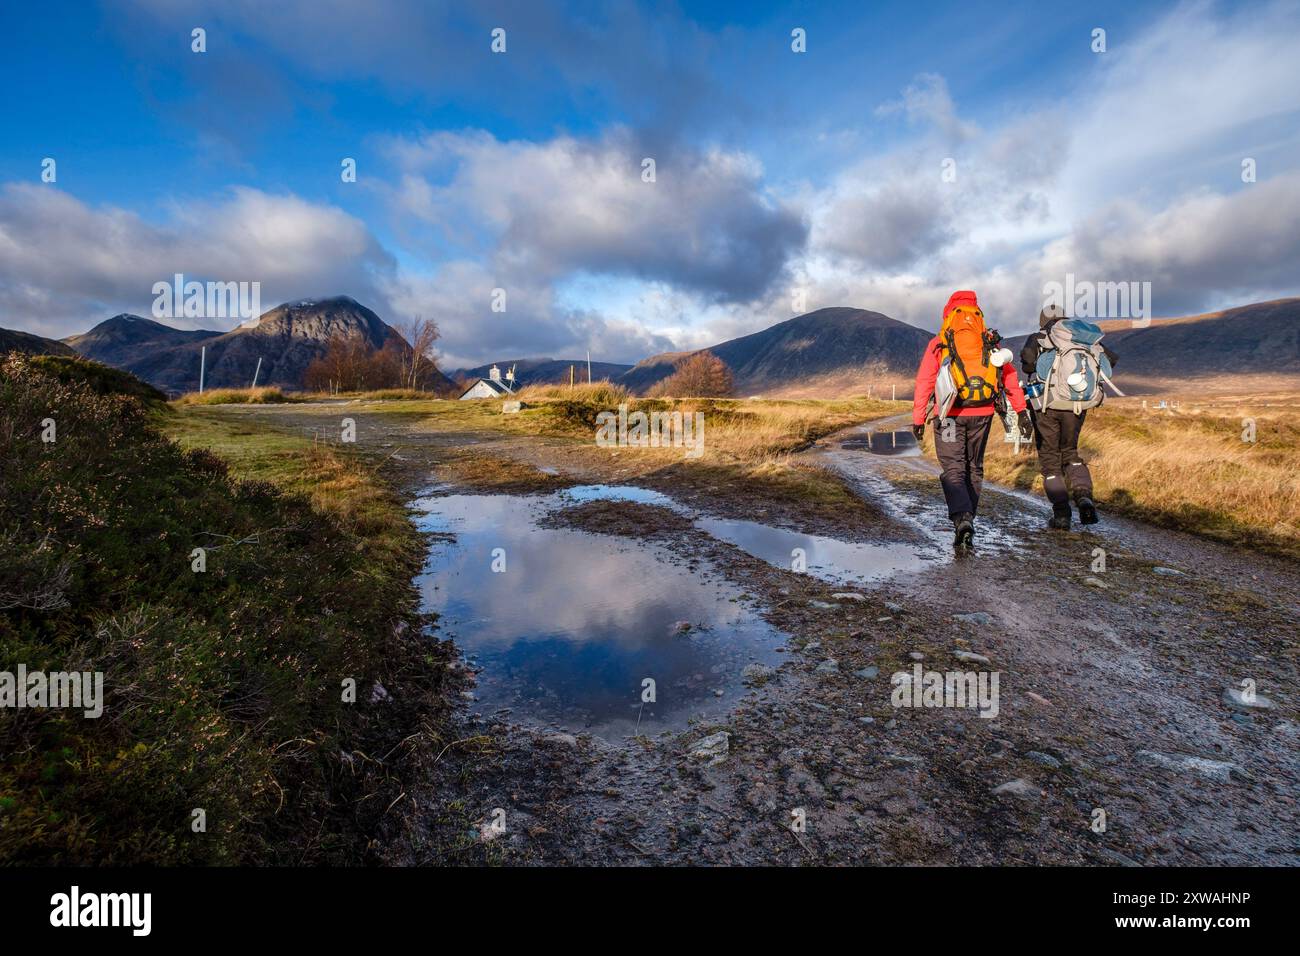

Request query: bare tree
[
  {"left": 395, "top": 316, "right": 442, "bottom": 391},
  {"left": 304, "top": 336, "right": 403, "bottom": 393}
]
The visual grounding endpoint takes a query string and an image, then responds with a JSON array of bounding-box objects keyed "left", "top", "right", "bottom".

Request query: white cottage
[{"left": 458, "top": 364, "right": 516, "bottom": 400}]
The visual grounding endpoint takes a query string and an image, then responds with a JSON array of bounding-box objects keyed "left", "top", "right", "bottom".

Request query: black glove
[
  {"left": 1017, "top": 410, "right": 1033, "bottom": 438},
  {"left": 912, "top": 423, "right": 925, "bottom": 441}
]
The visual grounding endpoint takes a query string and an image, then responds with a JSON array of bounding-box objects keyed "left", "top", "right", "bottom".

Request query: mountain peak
[
  {"left": 64, "top": 295, "right": 436, "bottom": 395},
  {"left": 620, "top": 306, "right": 930, "bottom": 396},
  {"left": 66, "top": 313, "right": 221, "bottom": 350}
]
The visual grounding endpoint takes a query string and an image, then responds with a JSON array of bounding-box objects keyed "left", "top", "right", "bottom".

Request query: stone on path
[
  {"left": 991, "top": 778, "right": 1042, "bottom": 800},
  {"left": 688, "top": 731, "right": 731, "bottom": 765},
  {"left": 1136, "top": 749, "right": 1236, "bottom": 782}
]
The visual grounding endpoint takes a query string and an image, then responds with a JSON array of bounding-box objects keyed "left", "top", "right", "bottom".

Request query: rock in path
[
  {"left": 991, "top": 779, "right": 1043, "bottom": 800},
  {"left": 1025, "top": 751, "right": 1062, "bottom": 768},
  {"left": 1136, "top": 750, "right": 1236, "bottom": 782},
  {"left": 814, "top": 659, "right": 840, "bottom": 677},
  {"left": 687, "top": 731, "right": 731, "bottom": 765}
]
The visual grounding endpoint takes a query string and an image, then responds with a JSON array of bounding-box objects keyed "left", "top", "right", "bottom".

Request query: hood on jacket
[{"left": 942, "top": 290, "right": 980, "bottom": 320}]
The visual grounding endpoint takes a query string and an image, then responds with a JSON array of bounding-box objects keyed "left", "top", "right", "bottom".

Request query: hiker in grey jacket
[{"left": 1020, "top": 304, "right": 1118, "bottom": 529}]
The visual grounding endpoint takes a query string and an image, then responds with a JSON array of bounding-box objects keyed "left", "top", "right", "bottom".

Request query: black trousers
[
  {"left": 1031, "top": 407, "right": 1092, "bottom": 506},
  {"left": 934, "top": 415, "right": 993, "bottom": 518}
]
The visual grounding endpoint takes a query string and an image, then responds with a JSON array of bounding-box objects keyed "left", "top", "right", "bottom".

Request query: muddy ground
[{"left": 206, "top": 402, "right": 1299, "bottom": 866}]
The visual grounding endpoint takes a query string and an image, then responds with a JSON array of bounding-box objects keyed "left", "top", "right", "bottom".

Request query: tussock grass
[
  {"left": 984, "top": 399, "right": 1300, "bottom": 557},
  {"left": 695, "top": 398, "right": 899, "bottom": 463},
  {"left": 512, "top": 379, "right": 630, "bottom": 405},
  {"left": 175, "top": 386, "right": 295, "bottom": 405}
]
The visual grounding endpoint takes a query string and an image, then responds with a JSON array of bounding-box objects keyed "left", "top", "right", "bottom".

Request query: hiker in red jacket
[{"left": 912, "top": 290, "right": 1030, "bottom": 548}]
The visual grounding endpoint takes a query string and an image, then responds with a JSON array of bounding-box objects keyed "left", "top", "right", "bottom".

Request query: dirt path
[
  {"left": 204, "top": 402, "right": 1299, "bottom": 865},
  {"left": 806, "top": 417, "right": 1299, "bottom": 865}
]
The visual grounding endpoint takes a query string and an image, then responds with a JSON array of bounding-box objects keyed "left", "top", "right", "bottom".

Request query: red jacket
[{"left": 912, "top": 335, "right": 1027, "bottom": 426}]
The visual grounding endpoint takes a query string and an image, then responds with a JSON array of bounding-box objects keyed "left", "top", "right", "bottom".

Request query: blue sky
[{"left": 2, "top": 0, "right": 1298, "bottom": 367}]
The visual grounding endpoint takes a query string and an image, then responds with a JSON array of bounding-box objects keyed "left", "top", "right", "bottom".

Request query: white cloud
[
  {"left": 379, "top": 262, "right": 676, "bottom": 371},
  {"left": 874, "top": 73, "right": 978, "bottom": 145},
  {"left": 382, "top": 129, "right": 807, "bottom": 303},
  {"left": 1060, "top": 0, "right": 1300, "bottom": 217},
  {"left": 0, "top": 184, "right": 392, "bottom": 337},
  {"left": 7, "top": 1, "right": 1298, "bottom": 363},
  {"left": 774, "top": 1, "right": 1300, "bottom": 338}
]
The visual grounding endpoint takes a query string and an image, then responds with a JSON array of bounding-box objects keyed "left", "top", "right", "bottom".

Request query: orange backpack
[{"left": 940, "top": 306, "right": 1001, "bottom": 404}]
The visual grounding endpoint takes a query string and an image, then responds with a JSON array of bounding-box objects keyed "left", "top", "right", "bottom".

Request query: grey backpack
[{"left": 1033, "top": 318, "right": 1122, "bottom": 413}]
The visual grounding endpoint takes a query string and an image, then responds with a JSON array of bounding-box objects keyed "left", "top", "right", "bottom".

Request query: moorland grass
[
  {"left": 979, "top": 400, "right": 1300, "bottom": 557},
  {"left": 175, "top": 386, "right": 296, "bottom": 405},
  {"left": 0, "top": 355, "right": 450, "bottom": 864}
]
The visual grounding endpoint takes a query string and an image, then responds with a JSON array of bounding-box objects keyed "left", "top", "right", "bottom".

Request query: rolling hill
[
  {"left": 617, "top": 298, "right": 1300, "bottom": 398},
  {"left": 1101, "top": 298, "right": 1300, "bottom": 381},
  {"left": 620, "top": 307, "right": 933, "bottom": 397},
  {"left": 0, "top": 327, "right": 79, "bottom": 357},
  {"left": 1004, "top": 297, "right": 1300, "bottom": 393},
  {"left": 63, "top": 314, "right": 222, "bottom": 369},
  {"left": 39, "top": 294, "right": 1300, "bottom": 399}
]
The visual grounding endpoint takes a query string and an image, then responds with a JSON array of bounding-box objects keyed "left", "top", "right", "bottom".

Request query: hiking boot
[
  {"left": 1076, "top": 496, "right": 1099, "bottom": 525},
  {"left": 952, "top": 512, "right": 975, "bottom": 549},
  {"left": 1048, "top": 504, "right": 1071, "bottom": 530}
]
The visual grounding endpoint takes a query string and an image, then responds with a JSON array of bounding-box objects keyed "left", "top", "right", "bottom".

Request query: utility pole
[
  {"left": 251, "top": 357, "right": 262, "bottom": 389},
  {"left": 586, "top": 349, "right": 592, "bottom": 383},
  {"left": 199, "top": 346, "right": 206, "bottom": 393},
  {"left": 570, "top": 365, "right": 574, "bottom": 388}
]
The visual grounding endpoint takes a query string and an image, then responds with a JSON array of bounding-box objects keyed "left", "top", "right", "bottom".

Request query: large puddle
[
  {"left": 839, "top": 427, "right": 920, "bottom": 456},
  {"left": 413, "top": 491, "right": 786, "bottom": 738},
  {"left": 414, "top": 484, "right": 930, "bottom": 738},
  {"left": 556, "top": 485, "right": 928, "bottom": 585},
  {"left": 696, "top": 516, "right": 929, "bottom": 585}
]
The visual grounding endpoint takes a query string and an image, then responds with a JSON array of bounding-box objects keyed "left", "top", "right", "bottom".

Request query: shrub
[
  {"left": 647, "top": 352, "right": 734, "bottom": 398},
  {"left": 28, "top": 355, "right": 166, "bottom": 406}
]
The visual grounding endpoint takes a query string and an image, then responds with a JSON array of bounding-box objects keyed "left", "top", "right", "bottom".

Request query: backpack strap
[{"left": 944, "top": 328, "right": 968, "bottom": 383}]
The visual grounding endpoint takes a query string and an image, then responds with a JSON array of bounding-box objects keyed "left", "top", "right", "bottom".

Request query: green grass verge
[{"left": 0, "top": 355, "right": 451, "bottom": 865}]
